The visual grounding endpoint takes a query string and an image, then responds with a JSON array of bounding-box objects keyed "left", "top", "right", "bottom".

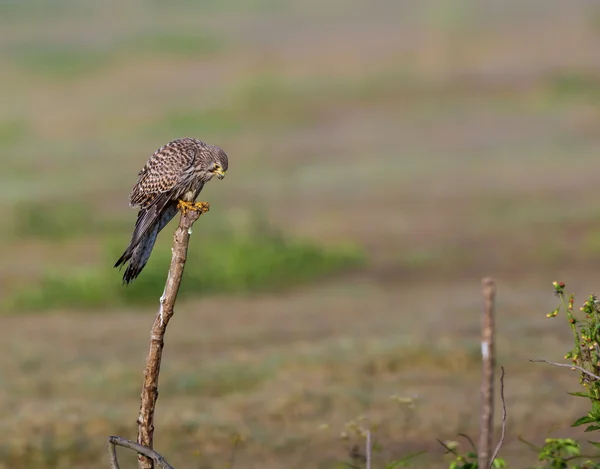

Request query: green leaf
[
  {"left": 568, "top": 391, "right": 591, "bottom": 398},
  {"left": 572, "top": 415, "right": 595, "bottom": 427},
  {"left": 585, "top": 424, "right": 600, "bottom": 432},
  {"left": 587, "top": 440, "right": 600, "bottom": 449},
  {"left": 564, "top": 443, "right": 581, "bottom": 455},
  {"left": 592, "top": 400, "right": 600, "bottom": 417}
]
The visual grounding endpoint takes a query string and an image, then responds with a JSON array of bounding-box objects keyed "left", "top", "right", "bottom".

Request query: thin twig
[
  {"left": 517, "top": 434, "right": 542, "bottom": 452},
  {"left": 365, "top": 429, "right": 372, "bottom": 469},
  {"left": 488, "top": 366, "right": 507, "bottom": 469},
  {"left": 108, "top": 437, "right": 120, "bottom": 469},
  {"left": 108, "top": 436, "right": 175, "bottom": 469},
  {"left": 228, "top": 435, "right": 240, "bottom": 469},
  {"left": 529, "top": 359, "right": 600, "bottom": 381},
  {"left": 458, "top": 433, "right": 477, "bottom": 453},
  {"left": 137, "top": 206, "right": 208, "bottom": 469},
  {"left": 436, "top": 439, "right": 459, "bottom": 456},
  {"left": 479, "top": 277, "right": 496, "bottom": 469}
]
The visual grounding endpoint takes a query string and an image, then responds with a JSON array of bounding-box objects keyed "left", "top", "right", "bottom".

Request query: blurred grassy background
[{"left": 2, "top": 1, "right": 600, "bottom": 468}]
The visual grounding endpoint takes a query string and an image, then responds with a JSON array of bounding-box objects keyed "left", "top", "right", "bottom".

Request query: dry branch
[
  {"left": 108, "top": 436, "right": 175, "bottom": 469},
  {"left": 136, "top": 206, "right": 208, "bottom": 469},
  {"left": 479, "top": 277, "right": 496, "bottom": 469},
  {"left": 529, "top": 359, "right": 600, "bottom": 381}
]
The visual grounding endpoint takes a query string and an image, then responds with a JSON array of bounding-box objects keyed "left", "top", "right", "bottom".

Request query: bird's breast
[{"left": 179, "top": 178, "right": 205, "bottom": 202}]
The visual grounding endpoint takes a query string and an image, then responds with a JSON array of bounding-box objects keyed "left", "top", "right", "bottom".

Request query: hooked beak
[{"left": 214, "top": 168, "right": 226, "bottom": 180}]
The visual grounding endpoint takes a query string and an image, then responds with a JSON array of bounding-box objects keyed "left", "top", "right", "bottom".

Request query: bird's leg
[{"left": 177, "top": 200, "right": 210, "bottom": 215}]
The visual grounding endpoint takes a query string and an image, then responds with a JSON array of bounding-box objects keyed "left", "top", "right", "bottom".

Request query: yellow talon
[
  {"left": 176, "top": 200, "right": 192, "bottom": 214},
  {"left": 177, "top": 200, "right": 210, "bottom": 215}
]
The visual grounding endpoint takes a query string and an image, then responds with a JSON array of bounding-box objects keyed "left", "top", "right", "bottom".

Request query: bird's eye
[{"left": 213, "top": 163, "right": 221, "bottom": 170}]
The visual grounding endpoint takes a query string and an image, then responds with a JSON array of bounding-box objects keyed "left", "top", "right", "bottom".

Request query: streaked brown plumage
[{"left": 115, "top": 137, "right": 228, "bottom": 284}]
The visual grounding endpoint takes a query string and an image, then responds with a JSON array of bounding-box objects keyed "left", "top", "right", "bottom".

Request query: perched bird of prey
[{"left": 115, "top": 137, "right": 228, "bottom": 284}]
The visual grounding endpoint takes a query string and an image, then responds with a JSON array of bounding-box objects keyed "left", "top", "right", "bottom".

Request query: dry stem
[
  {"left": 488, "top": 366, "right": 507, "bottom": 469},
  {"left": 479, "top": 277, "right": 496, "bottom": 469},
  {"left": 365, "top": 429, "right": 372, "bottom": 469},
  {"left": 108, "top": 436, "right": 175, "bottom": 469},
  {"left": 136, "top": 206, "right": 207, "bottom": 469},
  {"left": 529, "top": 358, "right": 600, "bottom": 381}
]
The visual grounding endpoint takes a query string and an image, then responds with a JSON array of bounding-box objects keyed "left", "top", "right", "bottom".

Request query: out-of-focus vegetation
[
  {"left": 7, "top": 214, "right": 364, "bottom": 312},
  {"left": 5, "top": 199, "right": 363, "bottom": 312},
  {"left": 2, "top": 1, "right": 600, "bottom": 468}
]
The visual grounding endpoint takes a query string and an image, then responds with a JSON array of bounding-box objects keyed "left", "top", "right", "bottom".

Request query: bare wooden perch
[
  {"left": 104, "top": 205, "right": 208, "bottom": 469},
  {"left": 438, "top": 278, "right": 506, "bottom": 469},
  {"left": 136, "top": 205, "right": 208, "bottom": 469}
]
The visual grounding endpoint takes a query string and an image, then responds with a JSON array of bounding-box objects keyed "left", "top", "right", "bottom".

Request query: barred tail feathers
[{"left": 114, "top": 203, "right": 179, "bottom": 284}]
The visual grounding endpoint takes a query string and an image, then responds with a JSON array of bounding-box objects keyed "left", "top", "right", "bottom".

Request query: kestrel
[{"left": 115, "top": 137, "right": 228, "bottom": 284}]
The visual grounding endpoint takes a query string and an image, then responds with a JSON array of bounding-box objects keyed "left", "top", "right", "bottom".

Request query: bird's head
[{"left": 199, "top": 144, "right": 229, "bottom": 182}]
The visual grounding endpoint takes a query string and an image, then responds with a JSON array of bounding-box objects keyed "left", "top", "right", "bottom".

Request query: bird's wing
[
  {"left": 126, "top": 195, "right": 174, "bottom": 253},
  {"left": 126, "top": 142, "right": 196, "bottom": 249},
  {"left": 129, "top": 145, "right": 195, "bottom": 208}
]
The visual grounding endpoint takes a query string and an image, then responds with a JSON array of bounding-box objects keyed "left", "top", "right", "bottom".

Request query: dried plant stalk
[
  {"left": 108, "top": 436, "right": 175, "bottom": 469},
  {"left": 479, "top": 277, "right": 496, "bottom": 469}
]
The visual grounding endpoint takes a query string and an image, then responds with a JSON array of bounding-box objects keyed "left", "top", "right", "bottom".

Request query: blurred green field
[{"left": 2, "top": 1, "right": 600, "bottom": 468}]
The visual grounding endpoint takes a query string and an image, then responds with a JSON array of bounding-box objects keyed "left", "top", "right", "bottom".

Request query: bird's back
[{"left": 129, "top": 138, "right": 206, "bottom": 208}]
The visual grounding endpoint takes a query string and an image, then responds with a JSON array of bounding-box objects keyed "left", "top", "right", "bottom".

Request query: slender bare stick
[
  {"left": 488, "top": 366, "right": 507, "bottom": 469},
  {"left": 108, "top": 436, "right": 175, "bottom": 469},
  {"left": 457, "top": 433, "right": 477, "bottom": 452},
  {"left": 137, "top": 206, "right": 208, "bottom": 469},
  {"left": 479, "top": 277, "right": 496, "bottom": 469},
  {"left": 365, "top": 429, "right": 372, "bottom": 469},
  {"left": 529, "top": 359, "right": 600, "bottom": 381}
]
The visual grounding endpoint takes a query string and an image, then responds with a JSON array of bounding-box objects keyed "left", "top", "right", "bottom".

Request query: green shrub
[
  {"left": 12, "top": 200, "right": 128, "bottom": 241},
  {"left": 125, "top": 32, "right": 224, "bottom": 58},
  {"left": 6, "top": 221, "right": 364, "bottom": 312},
  {"left": 437, "top": 282, "right": 600, "bottom": 469},
  {"left": 10, "top": 43, "right": 111, "bottom": 78}
]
